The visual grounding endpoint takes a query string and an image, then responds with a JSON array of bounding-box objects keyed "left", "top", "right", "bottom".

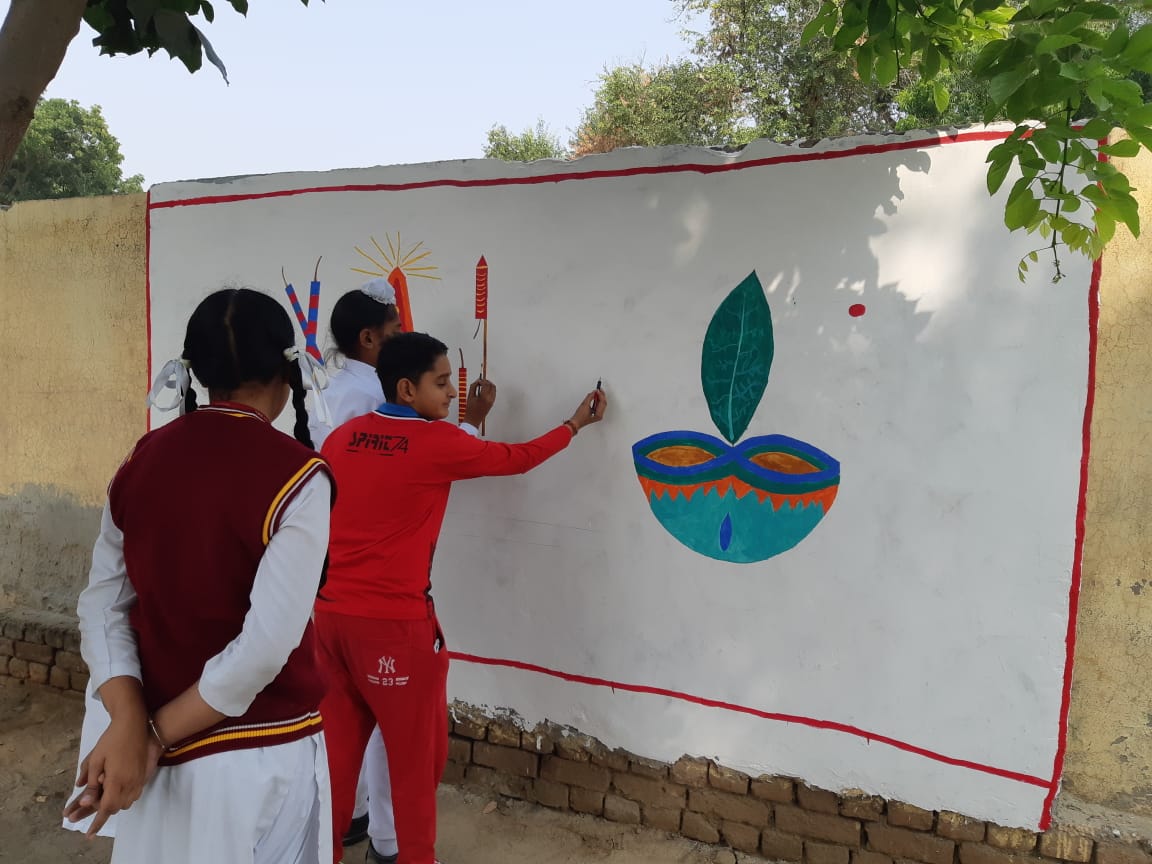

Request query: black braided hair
[
  {"left": 181, "top": 288, "right": 312, "bottom": 447},
  {"left": 287, "top": 357, "right": 314, "bottom": 449},
  {"left": 183, "top": 376, "right": 199, "bottom": 414}
]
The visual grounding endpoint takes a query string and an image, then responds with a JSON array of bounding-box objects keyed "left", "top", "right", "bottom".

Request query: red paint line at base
[
  {"left": 448, "top": 651, "right": 1048, "bottom": 789},
  {"left": 148, "top": 130, "right": 1012, "bottom": 211},
  {"left": 1039, "top": 255, "right": 1101, "bottom": 829}
]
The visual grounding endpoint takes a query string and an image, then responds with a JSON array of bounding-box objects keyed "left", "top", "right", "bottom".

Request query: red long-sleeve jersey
[{"left": 318, "top": 403, "right": 573, "bottom": 619}]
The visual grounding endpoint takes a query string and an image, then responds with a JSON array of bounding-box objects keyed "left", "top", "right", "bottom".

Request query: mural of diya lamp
[{"left": 631, "top": 271, "right": 840, "bottom": 563}]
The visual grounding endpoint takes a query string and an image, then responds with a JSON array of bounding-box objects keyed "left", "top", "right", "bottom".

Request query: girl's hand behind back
[{"left": 65, "top": 712, "right": 151, "bottom": 837}]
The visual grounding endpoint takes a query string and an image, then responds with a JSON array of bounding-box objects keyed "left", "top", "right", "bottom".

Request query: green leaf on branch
[
  {"left": 1080, "top": 118, "right": 1113, "bottom": 139},
  {"left": 1101, "top": 78, "right": 1145, "bottom": 108},
  {"left": 801, "top": 15, "right": 828, "bottom": 44},
  {"left": 1126, "top": 125, "right": 1152, "bottom": 149},
  {"left": 1100, "top": 138, "right": 1142, "bottom": 158},
  {"left": 1028, "top": 0, "right": 1065, "bottom": 16},
  {"left": 974, "top": 40, "right": 1010, "bottom": 75},
  {"left": 923, "top": 44, "right": 941, "bottom": 80},
  {"left": 1095, "top": 210, "right": 1118, "bottom": 244},
  {"left": 1086, "top": 77, "right": 1109, "bottom": 109},
  {"left": 857, "top": 42, "right": 875, "bottom": 81},
  {"left": 1126, "top": 104, "right": 1152, "bottom": 125},
  {"left": 1112, "top": 192, "right": 1141, "bottom": 236},
  {"left": 1122, "top": 24, "right": 1152, "bottom": 64},
  {"left": 989, "top": 67, "right": 1033, "bottom": 111},
  {"left": 987, "top": 159, "right": 1013, "bottom": 195},
  {"left": 1074, "top": 2, "right": 1121, "bottom": 19},
  {"left": 869, "top": 0, "right": 893, "bottom": 35},
  {"left": 1032, "top": 129, "right": 1063, "bottom": 163},
  {"left": 1036, "top": 34, "right": 1080, "bottom": 54},
  {"left": 875, "top": 46, "right": 899, "bottom": 86},
  {"left": 834, "top": 22, "right": 867, "bottom": 50},
  {"left": 1005, "top": 178, "right": 1041, "bottom": 229},
  {"left": 1104, "top": 23, "right": 1129, "bottom": 58},
  {"left": 933, "top": 81, "right": 950, "bottom": 114}
]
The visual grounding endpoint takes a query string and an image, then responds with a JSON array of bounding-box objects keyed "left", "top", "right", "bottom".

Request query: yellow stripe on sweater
[
  {"left": 163, "top": 713, "right": 323, "bottom": 760},
  {"left": 261, "top": 457, "right": 325, "bottom": 545}
]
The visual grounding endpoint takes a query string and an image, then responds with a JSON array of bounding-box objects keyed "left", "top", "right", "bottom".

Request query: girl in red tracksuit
[{"left": 316, "top": 332, "right": 606, "bottom": 864}]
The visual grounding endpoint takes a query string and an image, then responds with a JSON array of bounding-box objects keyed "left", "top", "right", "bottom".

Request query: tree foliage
[
  {"left": 571, "top": 60, "right": 746, "bottom": 155},
  {"left": 483, "top": 120, "right": 568, "bottom": 162},
  {"left": 82, "top": 0, "right": 314, "bottom": 83},
  {"left": 564, "top": 2, "right": 993, "bottom": 158},
  {"left": 0, "top": 0, "right": 315, "bottom": 186},
  {"left": 0, "top": 98, "right": 142, "bottom": 204},
  {"left": 808, "top": 0, "right": 1152, "bottom": 277},
  {"left": 677, "top": 0, "right": 902, "bottom": 139}
]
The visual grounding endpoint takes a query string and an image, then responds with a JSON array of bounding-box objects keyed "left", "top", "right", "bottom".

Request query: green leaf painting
[{"left": 700, "top": 271, "right": 774, "bottom": 444}]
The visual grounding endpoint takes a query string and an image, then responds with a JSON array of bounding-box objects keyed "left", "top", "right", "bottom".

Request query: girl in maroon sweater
[{"left": 67, "top": 289, "right": 335, "bottom": 864}]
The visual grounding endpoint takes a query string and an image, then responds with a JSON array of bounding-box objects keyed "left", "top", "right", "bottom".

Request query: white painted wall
[{"left": 148, "top": 127, "right": 1093, "bottom": 828}]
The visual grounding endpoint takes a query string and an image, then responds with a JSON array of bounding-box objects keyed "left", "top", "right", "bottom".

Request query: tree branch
[{"left": 0, "top": 0, "right": 87, "bottom": 183}]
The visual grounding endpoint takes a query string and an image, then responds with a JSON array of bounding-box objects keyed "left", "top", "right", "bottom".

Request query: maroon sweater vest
[{"left": 109, "top": 403, "right": 331, "bottom": 764}]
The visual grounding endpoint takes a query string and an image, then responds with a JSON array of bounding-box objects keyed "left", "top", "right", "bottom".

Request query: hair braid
[
  {"left": 183, "top": 379, "right": 199, "bottom": 414},
  {"left": 288, "top": 359, "right": 314, "bottom": 449}
]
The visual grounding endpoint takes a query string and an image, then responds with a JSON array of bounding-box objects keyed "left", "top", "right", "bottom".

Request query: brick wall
[
  {"left": 444, "top": 705, "right": 1145, "bottom": 864},
  {"left": 4, "top": 608, "right": 1145, "bottom": 864},
  {"left": 0, "top": 610, "right": 88, "bottom": 695}
]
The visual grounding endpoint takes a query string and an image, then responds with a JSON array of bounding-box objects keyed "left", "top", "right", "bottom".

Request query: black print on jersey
[{"left": 345, "top": 431, "right": 409, "bottom": 455}]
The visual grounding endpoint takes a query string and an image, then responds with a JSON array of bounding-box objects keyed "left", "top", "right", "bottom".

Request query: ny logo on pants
[{"left": 368, "top": 655, "right": 409, "bottom": 687}]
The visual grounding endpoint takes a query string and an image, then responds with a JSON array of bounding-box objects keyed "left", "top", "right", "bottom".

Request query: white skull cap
[{"left": 360, "top": 278, "right": 396, "bottom": 305}]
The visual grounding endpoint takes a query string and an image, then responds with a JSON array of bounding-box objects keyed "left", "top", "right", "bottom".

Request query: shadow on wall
[
  {"left": 601, "top": 143, "right": 941, "bottom": 767},
  {"left": 606, "top": 135, "right": 1089, "bottom": 792},
  {"left": 0, "top": 485, "right": 100, "bottom": 616}
]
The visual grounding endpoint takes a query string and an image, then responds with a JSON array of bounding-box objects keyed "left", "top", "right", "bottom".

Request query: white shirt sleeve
[
  {"left": 458, "top": 422, "right": 481, "bottom": 438},
  {"left": 77, "top": 504, "right": 141, "bottom": 698},
  {"left": 197, "top": 472, "right": 332, "bottom": 716}
]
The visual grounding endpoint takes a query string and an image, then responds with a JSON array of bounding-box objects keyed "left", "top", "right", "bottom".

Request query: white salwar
[
  {"left": 66, "top": 470, "right": 332, "bottom": 863},
  {"left": 308, "top": 356, "right": 478, "bottom": 855},
  {"left": 112, "top": 732, "right": 330, "bottom": 864}
]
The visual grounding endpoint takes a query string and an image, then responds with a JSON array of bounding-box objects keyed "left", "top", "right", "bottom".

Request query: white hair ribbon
[
  {"left": 360, "top": 277, "right": 396, "bottom": 305},
  {"left": 147, "top": 358, "right": 192, "bottom": 414},
  {"left": 285, "top": 346, "right": 333, "bottom": 428}
]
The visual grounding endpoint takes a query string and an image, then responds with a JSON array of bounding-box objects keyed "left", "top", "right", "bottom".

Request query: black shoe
[
  {"left": 365, "top": 842, "right": 399, "bottom": 864},
  {"left": 343, "top": 814, "right": 370, "bottom": 847}
]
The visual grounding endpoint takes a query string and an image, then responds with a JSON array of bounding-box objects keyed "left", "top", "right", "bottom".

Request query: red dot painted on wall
[{"left": 849, "top": 303, "right": 866, "bottom": 317}]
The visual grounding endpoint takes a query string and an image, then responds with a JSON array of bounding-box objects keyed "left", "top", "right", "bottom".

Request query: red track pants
[{"left": 314, "top": 607, "right": 449, "bottom": 864}]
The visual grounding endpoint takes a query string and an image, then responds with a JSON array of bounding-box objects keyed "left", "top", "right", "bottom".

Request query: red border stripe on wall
[
  {"left": 147, "top": 130, "right": 1012, "bottom": 211},
  {"left": 1039, "top": 255, "right": 1101, "bottom": 829},
  {"left": 449, "top": 650, "right": 1050, "bottom": 788},
  {"left": 145, "top": 129, "right": 1096, "bottom": 820}
]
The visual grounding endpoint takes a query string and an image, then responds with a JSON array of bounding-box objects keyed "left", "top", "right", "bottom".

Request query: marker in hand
[{"left": 590, "top": 379, "right": 602, "bottom": 418}]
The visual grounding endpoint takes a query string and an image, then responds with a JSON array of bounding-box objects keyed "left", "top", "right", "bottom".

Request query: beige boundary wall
[
  {"left": 2, "top": 144, "right": 1152, "bottom": 844},
  {"left": 0, "top": 193, "right": 146, "bottom": 615}
]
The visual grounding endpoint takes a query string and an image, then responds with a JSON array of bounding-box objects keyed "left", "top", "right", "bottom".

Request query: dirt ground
[{"left": 0, "top": 677, "right": 752, "bottom": 863}]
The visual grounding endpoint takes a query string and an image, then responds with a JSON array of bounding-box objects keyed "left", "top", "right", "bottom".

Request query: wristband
[{"left": 563, "top": 420, "right": 579, "bottom": 436}]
